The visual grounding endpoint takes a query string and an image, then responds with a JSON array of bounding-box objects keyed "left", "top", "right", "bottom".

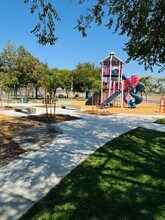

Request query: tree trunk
[
  {"left": 92, "top": 89, "right": 94, "bottom": 113},
  {"left": 35, "top": 86, "right": 38, "bottom": 99},
  {"left": 44, "top": 89, "right": 48, "bottom": 116},
  {"left": 53, "top": 90, "right": 57, "bottom": 116},
  {"left": 14, "top": 84, "right": 18, "bottom": 99},
  {"left": 49, "top": 92, "right": 52, "bottom": 116},
  {"left": 7, "top": 92, "right": 10, "bottom": 107},
  {"left": 0, "top": 88, "right": 2, "bottom": 108},
  {"left": 66, "top": 90, "right": 69, "bottom": 98}
]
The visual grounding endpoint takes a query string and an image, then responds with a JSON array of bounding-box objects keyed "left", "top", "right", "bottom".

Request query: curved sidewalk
[{"left": 0, "top": 109, "right": 164, "bottom": 220}]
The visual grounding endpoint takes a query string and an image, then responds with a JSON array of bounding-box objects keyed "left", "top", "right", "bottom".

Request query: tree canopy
[
  {"left": 73, "top": 62, "right": 100, "bottom": 94},
  {"left": 0, "top": 42, "right": 101, "bottom": 98},
  {"left": 0, "top": 42, "right": 45, "bottom": 98},
  {"left": 56, "top": 69, "right": 73, "bottom": 97},
  {"left": 24, "top": 0, "right": 165, "bottom": 71},
  {"left": 24, "top": 0, "right": 60, "bottom": 45}
]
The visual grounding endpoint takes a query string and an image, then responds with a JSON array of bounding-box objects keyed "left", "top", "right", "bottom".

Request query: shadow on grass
[{"left": 20, "top": 127, "right": 165, "bottom": 220}]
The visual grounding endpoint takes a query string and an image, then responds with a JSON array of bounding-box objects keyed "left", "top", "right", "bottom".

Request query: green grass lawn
[
  {"left": 20, "top": 127, "right": 165, "bottom": 220},
  {"left": 155, "top": 118, "right": 165, "bottom": 124}
]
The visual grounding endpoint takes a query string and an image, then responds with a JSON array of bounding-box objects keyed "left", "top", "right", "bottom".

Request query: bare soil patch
[
  {"left": 22, "top": 113, "right": 80, "bottom": 124},
  {"left": 0, "top": 113, "right": 79, "bottom": 166},
  {"left": 0, "top": 114, "right": 40, "bottom": 165},
  {"left": 0, "top": 106, "right": 14, "bottom": 111}
]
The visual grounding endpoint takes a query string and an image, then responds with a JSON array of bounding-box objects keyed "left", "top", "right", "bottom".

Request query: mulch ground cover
[
  {"left": 0, "top": 113, "right": 79, "bottom": 166},
  {"left": 22, "top": 113, "right": 80, "bottom": 124}
]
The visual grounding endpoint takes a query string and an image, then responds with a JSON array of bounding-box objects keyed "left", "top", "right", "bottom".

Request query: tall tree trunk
[
  {"left": 53, "top": 90, "right": 57, "bottom": 116},
  {"left": 0, "top": 98, "right": 2, "bottom": 108},
  {"left": 65, "top": 90, "right": 69, "bottom": 98},
  {"left": 0, "top": 90, "right": 2, "bottom": 108},
  {"left": 35, "top": 86, "right": 38, "bottom": 99},
  {"left": 14, "top": 84, "right": 18, "bottom": 99},
  {"left": 92, "top": 89, "right": 94, "bottom": 113},
  {"left": 44, "top": 89, "right": 48, "bottom": 117},
  {"left": 49, "top": 92, "right": 52, "bottom": 116},
  {"left": 7, "top": 92, "right": 10, "bottom": 107}
]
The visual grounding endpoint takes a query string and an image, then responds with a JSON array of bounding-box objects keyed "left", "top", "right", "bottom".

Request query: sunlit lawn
[
  {"left": 20, "top": 127, "right": 165, "bottom": 220},
  {"left": 155, "top": 118, "right": 165, "bottom": 124}
]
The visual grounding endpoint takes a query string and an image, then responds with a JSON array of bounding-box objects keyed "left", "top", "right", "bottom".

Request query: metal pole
[
  {"left": 101, "top": 61, "right": 104, "bottom": 103},
  {"left": 109, "top": 52, "right": 115, "bottom": 98},
  {"left": 120, "top": 63, "right": 124, "bottom": 108}
]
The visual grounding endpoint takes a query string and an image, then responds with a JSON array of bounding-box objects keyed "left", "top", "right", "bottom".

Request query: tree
[
  {"left": 0, "top": 42, "right": 18, "bottom": 103},
  {"left": 57, "top": 69, "right": 73, "bottom": 98},
  {"left": 73, "top": 62, "right": 100, "bottom": 97},
  {"left": 24, "top": 0, "right": 60, "bottom": 45},
  {"left": 0, "top": 43, "right": 45, "bottom": 99},
  {"left": 14, "top": 45, "right": 38, "bottom": 97},
  {"left": 156, "top": 78, "right": 165, "bottom": 97},
  {"left": 0, "top": 72, "right": 13, "bottom": 107},
  {"left": 140, "top": 76, "right": 157, "bottom": 100},
  {"left": 40, "top": 66, "right": 59, "bottom": 115},
  {"left": 15, "top": 46, "right": 43, "bottom": 99},
  {"left": 76, "top": 0, "right": 165, "bottom": 71},
  {"left": 24, "top": 0, "right": 165, "bottom": 71}
]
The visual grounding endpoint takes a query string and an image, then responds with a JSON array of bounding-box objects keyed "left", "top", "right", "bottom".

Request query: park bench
[
  {"left": 14, "top": 106, "right": 36, "bottom": 115},
  {"left": 61, "top": 104, "right": 81, "bottom": 110}
]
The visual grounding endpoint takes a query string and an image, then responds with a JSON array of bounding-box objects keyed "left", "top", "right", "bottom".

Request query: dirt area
[
  {"left": 0, "top": 113, "right": 79, "bottom": 166},
  {"left": 0, "top": 106, "right": 14, "bottom": 111},
  {"left": 22, "top": 113, "right": 80, "bottom": 124},
  {"left": 0, "top": 100, "right": 164, "bottom": 166},
  {"left": 0, "top": 114, "right": 40, "bottom": 165}
]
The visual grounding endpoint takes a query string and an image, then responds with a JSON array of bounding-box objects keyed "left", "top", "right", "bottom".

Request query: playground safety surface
[{"left": 69, "top": 100, "right": 163, "bottom": 115}]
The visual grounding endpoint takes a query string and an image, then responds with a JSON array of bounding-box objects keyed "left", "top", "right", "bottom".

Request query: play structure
[
  {"left": 86, "top": 52, "right": 144, "bottom": 108},
  {"left": 100, "top": 52, "right": 144, "bottom": 108}
]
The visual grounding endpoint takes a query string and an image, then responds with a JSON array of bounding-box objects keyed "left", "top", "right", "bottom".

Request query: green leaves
[
  {"left": 75, "top": 0, "right": 165, "bottom": 70},
  {"left": 22, "top": 0, "right": 165, "bottom": 72},
  {"left": 23, "top": 0, "right": 164, "bottom": 71},
  {"left": 140, "top": 76, "right": 165, "bottom": 96},
  {"left": 24, "top": 0, "right": 60, "bottom": 45},
  {"left": 0, "top": 42, "right": 46, "bottom": 96},
  {"left": 73, "top": 62, "right": 100, "bottom": 93}
]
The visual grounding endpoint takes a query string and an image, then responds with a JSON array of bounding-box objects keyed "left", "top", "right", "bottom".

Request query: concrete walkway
[{"left": 0, "top": 107, "right": 164, "bottom": 220}]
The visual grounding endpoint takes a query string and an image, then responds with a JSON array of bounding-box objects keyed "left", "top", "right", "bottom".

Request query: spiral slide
[{"left": 123, "top": 75, "right": 144, "bottom": 107}]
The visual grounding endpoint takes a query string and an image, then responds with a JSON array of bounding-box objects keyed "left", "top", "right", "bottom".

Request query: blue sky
[{"left": 0, "top": 0, "right": 164, "bottom": 78}]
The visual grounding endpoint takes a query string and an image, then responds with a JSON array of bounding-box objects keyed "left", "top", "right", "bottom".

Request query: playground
[
  {"left": 0, "top": 49, "right": 164, "bottom": 165},
  {"left": 0, "top": 97, "right": 164, "bottom": 166},
  {"left": 0, "top": 52, "right": 164, "bottom": 220},
  {"left": 0, "top": 105, "right": 164, "bottom": 220}
]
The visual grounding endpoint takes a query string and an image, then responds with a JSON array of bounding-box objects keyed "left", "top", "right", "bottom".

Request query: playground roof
[{"left": 100, "top": 52, "right": 124, "bottom": 64}]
